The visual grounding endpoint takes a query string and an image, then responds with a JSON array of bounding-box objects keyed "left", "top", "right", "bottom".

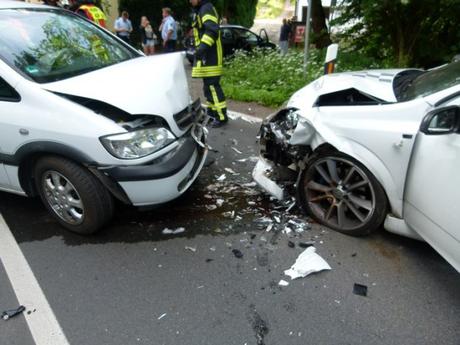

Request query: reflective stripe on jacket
[
  {"left": 191, "top": 2, "right": 223, "bottom": 78},
  {"left": 78, "top": 5, "right": 107, "bottom": 28}
]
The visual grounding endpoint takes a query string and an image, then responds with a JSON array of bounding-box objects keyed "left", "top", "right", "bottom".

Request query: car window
[
  {"left": 233, "top": 29, "right": 259, "bottom": 44},
  {"left": 0, "top": 8, "right": 139, "bottom": 83},
  {"left": 0, "top": 77, "right": 20, "bottom": 102},
  {"left": 398, "top": 61, "right": 460, "bottom": 102}
]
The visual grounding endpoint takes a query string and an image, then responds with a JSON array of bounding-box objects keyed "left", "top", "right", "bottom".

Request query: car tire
[
  {"left": 297, "top": 151, "right": 388, "bottom": 236},
  {"left": 34, "top": 156, "right": 114, "bottom": 235}
]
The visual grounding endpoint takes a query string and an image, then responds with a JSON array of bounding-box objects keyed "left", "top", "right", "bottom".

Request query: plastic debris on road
[
  {"left": 217, "top": 174, "right": 226, "bottom": 181},
  {"left": 284, "top": 247, "right": 331, "bottom": 280},
  {"left": 278, "top": 280, "right": 290, "bottom": 287},
  {"left": 158, "top": 313, "right": 167, "bottom": 320},
  {"left": 162, "top": 227, "right": 185, "bottom": 235},
  {"left": 185, "top": 246, "right": 197, "bottom": 253},
  {"left": 353, "top": 283, "right": 368, "bottom": 297},
  {"left": 232, "top": 249, "right": 244, "bottom": 258},
  {"left": 1, "top": 306, "right": 25, "bottom": 321}
]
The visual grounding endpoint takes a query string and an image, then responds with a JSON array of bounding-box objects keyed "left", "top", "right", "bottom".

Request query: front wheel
[
  {"left": 34, "top": 156, "right": 114, "bottom": 235},
  {"left": 297, "top": 152, "right": 388, "bottom": 236}
]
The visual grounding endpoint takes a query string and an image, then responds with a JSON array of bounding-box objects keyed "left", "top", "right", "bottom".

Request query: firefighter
[
  {"left": 190, "top": 0, "right": 228, "bottom": 128},
  {"left": 71, "top": 0, "right": 106, "bottom": 28}
]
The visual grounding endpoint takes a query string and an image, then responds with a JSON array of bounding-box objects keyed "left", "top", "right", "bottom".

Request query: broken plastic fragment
[
  {"left": 288, "top": 241, "right": 295, "bottom": 248},
  {"left": 353, "top": 283, "right": 368, "bottom": 297},
  {"left": 205, "top": 205, "right": 218, "bottom": 211},
  {"left": 284, "top": 247, "right": 331, "bottom": 280},
  {"left": 298, "top": 241, "right": 315, "bottom": 248},
  {"left": 158, "top": 313, "right": 167, "bottom": 320},
  {"left": 231, "top": 147, "right": 243, "bottom": 154},
  {"left": 278, "top": 280, "right": 289, "bottom": 287},
  {"left": 224, "top": 167, "right": 239, "bottom": 175},
  {"left": 217, "top": 174, "right": 226, "bottom": 181},
  {"left": 185, "top": 246, "right": 197, "bottom": 253},
  {"left": 1, "top": 306, "right": 25, "bottom": 321}
]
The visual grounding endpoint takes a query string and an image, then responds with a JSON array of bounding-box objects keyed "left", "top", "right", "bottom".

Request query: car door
[
  {"left": 221, "top": 27, "right": 235, "bottom": 57},
  {"left": 0, "top": 76, "right": 22, "bottom": 190},
  {"left": 404, "top": 104, "right": 460, "bottom": 271}
]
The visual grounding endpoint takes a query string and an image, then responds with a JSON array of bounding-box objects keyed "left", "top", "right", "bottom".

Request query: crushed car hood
[
  {"left": 42, "top": 53, "right": 190, "bottom": 119},
  {"left": 288, "top": 69, "right": 407, "bottom": 110}
]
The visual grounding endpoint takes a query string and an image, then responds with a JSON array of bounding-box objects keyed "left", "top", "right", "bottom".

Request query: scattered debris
[
  {"left": 2, "top": 306, "right": 25, "bottom": 321},
  {"left": 205, "top": 205, "right": 218, "bottom": 211},
  {"left": 185, "top": 246, "right": 197, "bottom": 253},
  {"left": 231, "top": 147, "right": 243, "bottom": 154},
  {"left": 284, "top": 247, "right": 331, "bottom": 280},
  {"left": 217, "top": 174, "right": 226, "bottom": 182},
  {"left": 157, "top": 313, "right": 167, "bottom": 320},
  {"left": 232, "top": 249, "right": 244, "bottom": 258},
  {"left": 224, "top": 168, "right": 239, "bottom": 175},
  {"left": 287, "top": 241, "right": 295, "bottom": 248},
  {"left": 298, "top": 241, "right": 315, "bottom": 248},
  {"left": 206, "top": 259, "right": 214, "bottom": 263},
  {"left": 353, "top": 283, "right": 368, "bottom": 297},
  {"left": 162, "top": 227, "right": 185, "bottom": 235},
  {"left": 278, "top": 280, "right": 289, "bottom": 287},
  {"left": 351, "top": 253, "right": 357, "bottom": 257}
]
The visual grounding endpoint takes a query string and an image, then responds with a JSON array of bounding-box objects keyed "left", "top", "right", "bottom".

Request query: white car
[
  {"left": 253, "top": 61, "right": 460, "bottom": 272},
  {"left": 0, "top": 2, "right": 207, "bottom": 234}
]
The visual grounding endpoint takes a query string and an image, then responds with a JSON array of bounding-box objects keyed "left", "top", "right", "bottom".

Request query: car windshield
[
  {"left": 398, "top": 61, "right": 460, "bottom": 102},
  {"left": 0, "top": 8, "right": 139, "bottom": 83}
]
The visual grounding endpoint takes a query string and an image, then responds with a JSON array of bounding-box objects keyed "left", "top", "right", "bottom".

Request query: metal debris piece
[
  {"left": 232, "top": 249, "right": 244, "bottom": 258},
  {"left": 265, "top": 224, "right": 274, "bottom": 232},
  {"left": 2, "top": 306, "right": 25, "bottom": 321},
  {"left": 232, "top": 147, "right": 243, "bottom": 154},
  {"left": 162, "top": 227, "right": 185, "bottom": 235},
  {"left": 284, "top": 247, "right": 331, "bottom": 280},
  {"left": 217, "top": 174, "right": 226, "bottom": 181},
  {"left": 353, "top": 283, "right": 368, "bottom": 297},
  {"left": 158, "top": 313, "right": 167, "bottom": 320},
  {"left": 216, "top": 199, "right": 224, "bottom": 207}
]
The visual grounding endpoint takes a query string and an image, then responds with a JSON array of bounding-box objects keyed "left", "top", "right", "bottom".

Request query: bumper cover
[{"left": 103, "top": 123, "right": 208, "bottom": 206}]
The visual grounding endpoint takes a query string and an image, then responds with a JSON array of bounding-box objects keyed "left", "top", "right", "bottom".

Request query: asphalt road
[{"left": 0, "top": 116, "right": 459, "bottom": 345}]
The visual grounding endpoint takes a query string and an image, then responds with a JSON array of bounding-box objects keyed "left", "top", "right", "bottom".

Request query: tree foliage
[{"left": 333, "top": 0, "right": 460, "bottom": 68}]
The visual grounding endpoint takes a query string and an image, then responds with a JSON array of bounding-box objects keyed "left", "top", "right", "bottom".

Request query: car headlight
[{"left": 100, "top": 127, "right": 175, "bottom": 159}]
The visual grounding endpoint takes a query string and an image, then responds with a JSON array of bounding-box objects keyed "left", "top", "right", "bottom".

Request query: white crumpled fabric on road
[{"left": 284, "top": 247, "right": 331, "bottom": 279}]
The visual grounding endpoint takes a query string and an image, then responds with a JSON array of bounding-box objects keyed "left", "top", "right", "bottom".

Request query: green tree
[{"left": 333, "top": 0, "right": 460, "bottom": 67}]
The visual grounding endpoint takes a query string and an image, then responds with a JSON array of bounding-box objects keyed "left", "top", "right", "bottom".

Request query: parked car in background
[
  {"left": 253, "top": 60, "right": 460, "bottom": 272},
  {"left": 185, "top": 25, "right": 276, "bottom": 63},
  {"left": 0, "top": 1, "right": 207, "bottom": 234}
]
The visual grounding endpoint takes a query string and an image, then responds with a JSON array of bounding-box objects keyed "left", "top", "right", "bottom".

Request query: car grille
[{"left": 174, "top": 99, "right": 202, "bottom": 130}]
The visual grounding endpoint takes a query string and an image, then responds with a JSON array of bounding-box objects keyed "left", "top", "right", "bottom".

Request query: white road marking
[{"left": 0, "top": 214, "right": 70, "bottom": 345}]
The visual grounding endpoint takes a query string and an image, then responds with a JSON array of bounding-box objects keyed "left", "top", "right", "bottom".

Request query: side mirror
[{"left": 420, "top": 106, "right": 460, "bottom": 135}]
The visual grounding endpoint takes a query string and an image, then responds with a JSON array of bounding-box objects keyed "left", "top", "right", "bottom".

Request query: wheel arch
[
  {"left": 307, "top": 128, "right": 402, "bottom": 217},
  {"left": 15, "top": 142, "right": 96, "bottom": 196}
]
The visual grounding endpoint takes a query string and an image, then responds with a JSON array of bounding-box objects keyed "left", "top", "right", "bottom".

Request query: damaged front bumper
[
  {"left": 100, "top": 114, "right": 208, "bottom": 206},
  {"left": 253, "top": 108, "right": 314, "bottom": 199}
]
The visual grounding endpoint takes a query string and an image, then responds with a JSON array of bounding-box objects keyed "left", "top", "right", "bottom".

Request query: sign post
[{"left": 303, "top": 0, "right": 312, "bottom": 77}]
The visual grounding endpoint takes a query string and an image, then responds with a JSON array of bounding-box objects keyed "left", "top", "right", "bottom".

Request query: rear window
[{"left": 0, "top": 8, "right": 139, "bottom": 83}]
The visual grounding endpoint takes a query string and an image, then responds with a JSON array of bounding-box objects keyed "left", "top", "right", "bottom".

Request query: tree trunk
[{"left": 310, "top": 0, "right": 332, "bottom": 49}]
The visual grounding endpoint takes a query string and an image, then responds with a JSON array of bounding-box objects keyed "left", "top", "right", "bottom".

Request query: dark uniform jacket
[{"left": 191, "top": 0, "right": 223, "bottom": 78}]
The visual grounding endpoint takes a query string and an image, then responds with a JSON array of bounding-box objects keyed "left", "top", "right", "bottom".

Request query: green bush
[{"left": 222, "top": 48, "right": 393, "bottom": 107}]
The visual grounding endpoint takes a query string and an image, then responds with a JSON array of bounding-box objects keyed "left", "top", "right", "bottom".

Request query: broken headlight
[{"left": 100, "top": 127, "right": 175, "bottom": 159}]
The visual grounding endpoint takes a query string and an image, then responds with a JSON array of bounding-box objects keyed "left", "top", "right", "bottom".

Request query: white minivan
[{"left": 0, "top": 2, "right": 208, "bottom": 234}]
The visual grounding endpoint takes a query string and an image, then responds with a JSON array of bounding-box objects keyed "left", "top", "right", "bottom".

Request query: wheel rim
[
  {"left": 42, "top": 170, "right": 84, "bottom": 225},
  {"left": 303, "top": 157, "right": 376, "bottom": 231}
]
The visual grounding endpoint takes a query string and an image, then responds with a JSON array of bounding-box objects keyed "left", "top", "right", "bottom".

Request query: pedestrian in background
[
  {"left": 140, "top": 16, "right": 157, "bottom": 56},
  {"left": 279, "top": 18, "right": 291, "bottom": 56},
  {"left": 189, "top": 0, "right": 228, "bottom": 128},
  {"left": 114, "top": 11, "right": 133, "bottom": 44},
  {"left": 159, "top": 7, "right": 177, "bottom": 53}
]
